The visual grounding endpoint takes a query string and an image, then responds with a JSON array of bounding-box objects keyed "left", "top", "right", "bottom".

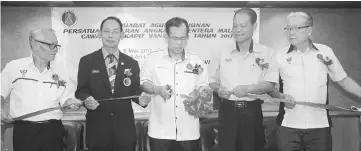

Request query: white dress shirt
[
  {"left": 210, "top": 40, "right": 275, "bottom": 101},
  {"left": 1, "top": 55, "right": 73, "bottom": 121},
  {"left": 140, "top": 50, "right": 209, "bottom": 141},
  {"left": 264, "top": 42, "right": 347, "bottom": 129}
]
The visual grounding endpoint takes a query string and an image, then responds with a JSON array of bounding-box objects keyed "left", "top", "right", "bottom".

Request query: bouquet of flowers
[{"left": 181, "top": 85, "right": 214, "bottom": 118}]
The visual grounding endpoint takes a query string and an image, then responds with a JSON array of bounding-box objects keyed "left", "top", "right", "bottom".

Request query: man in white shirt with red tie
[
  {"left": 1, "top": 28, "right": 81, "bottom": 151},
  {"left": 264, "top": 12, "right": 361, "bottom": 151},
  {"left": 140, "top": 17, "right": 208, "bottom": 151}
]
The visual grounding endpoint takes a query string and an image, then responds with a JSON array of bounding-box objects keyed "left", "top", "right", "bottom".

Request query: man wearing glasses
[
  {"left": 1, "top": 28, "right": 81, "bottom": 151},
  {"left": 264, "top": 12, "right": 361, "bottom": 151},
  {"left": 140, "top": 17, "right": 208, "bottom": 151}
]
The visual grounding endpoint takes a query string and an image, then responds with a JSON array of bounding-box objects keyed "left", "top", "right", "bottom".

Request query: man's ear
[
  {"left": 98, "top": 30, "right": 102, "bottom": 39},
  {"left": 29, "top": 39, "right": 34, "bottom": 49},
  {"left": 30, "top": 39, "right": 38, "bottom": 50},
  {"left": 163, "top": 32, "right": 169, "bottom": 44},
  {"left": 253, "top": 22, "right": 258, "bottom": 31},
  {"left": 307, "top": 27, "right": 313, "bottom": 37}
]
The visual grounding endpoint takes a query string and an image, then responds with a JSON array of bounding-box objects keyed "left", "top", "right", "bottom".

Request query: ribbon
[
  {"left": 12, "top": 95, "right": 141, "bottom": 121},
  {"left": 246, "top": 94, "right": 361, "bottom": 112}
]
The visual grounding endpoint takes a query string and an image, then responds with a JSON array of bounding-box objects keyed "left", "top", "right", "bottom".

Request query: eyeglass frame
[
  {"left": 102, "top": 29, "right": 121, "bottom": 36},
  {"left": 232, "top": 23, "right": 251, "bottom": 30},
  {"left": 284, "top": 25, "right": 312, "bottom": 32},
  {"left": 168, "top": 35, "right": 188, "bottom": 41},
  {"left": 34, "top": 39, "right": 61, "bottom": 50}
]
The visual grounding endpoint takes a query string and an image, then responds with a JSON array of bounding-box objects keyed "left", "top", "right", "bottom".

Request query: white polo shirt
[
  {"left": 264, "top": 42, "right": 347, "bottom": 129},
  {"left": 140, "top": 50, "right": 209, "bottom": 141},
  {"left": 210, "top": 40, "right": 275, "bottom": 101},
  {"left": 1, "top": 55, "right": 73, "bottom": 121}
]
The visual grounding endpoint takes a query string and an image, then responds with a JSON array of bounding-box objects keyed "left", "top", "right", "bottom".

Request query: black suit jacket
[{"left": 75, "top": 49, "right": 142, "bottom": 146}]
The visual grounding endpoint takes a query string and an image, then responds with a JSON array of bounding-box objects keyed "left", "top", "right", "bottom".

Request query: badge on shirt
[
  {"left": 20, "top": 69, "right": 27, "bottom": 77},
  {"left": 91, "top": 69, "right": 100, "bottom": 74},
  {"left": 286, "top": 56, "right": 292, "bottom": 64},
  {"left": 123, "top": 68, "right": 133, "bottom": 87},
  {"left": 185, "top": 61, "right": 203, "bottom": 75},
  {"left": 225, "top": 58, "right": 232, "bottom": 62}
]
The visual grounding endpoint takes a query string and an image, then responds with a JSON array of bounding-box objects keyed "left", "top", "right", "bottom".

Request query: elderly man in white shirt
[
  {"left": 1, "top": 28, "right": 81, "bottom": 151},
  {"left": 265, "top": 12, "right": 361, "bottom": 151},
  {"left": 140, "top": 17, "right": 208, "bottom": 151}
]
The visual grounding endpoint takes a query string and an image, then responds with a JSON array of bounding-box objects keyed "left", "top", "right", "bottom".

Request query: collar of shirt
[
  {"left": 287, "top": 39, "right": 319, "bottom": 53},
  {"left": 162, "top": 48, "right": 190, "bottom": 62},
  {"left": 26, "top": 54, "right": 53, "bottom": 71},
  {"left": 229, "top": 39, "right": 261, "bottom": 54},
  {"left": 102, "top": 48, "right": 120, "bottom": 61}
]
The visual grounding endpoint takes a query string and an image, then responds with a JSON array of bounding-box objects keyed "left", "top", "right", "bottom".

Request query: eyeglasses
[
  {"left": 232, "top": 24, "right": 248, "bottom": 29},
  {"left": 284, "top": 25, "right": 311, "bottom": 32},
  {"left": 102, "top": 30, "right": 121, "bottom": 35},
  {"left": 169, "top": 36, "right": 188, "bottom": 41},
  {"left": 34, "top": 40, "right": 61, "bottom": 50}
]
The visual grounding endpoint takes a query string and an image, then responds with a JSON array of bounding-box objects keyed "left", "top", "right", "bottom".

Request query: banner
[{"left": 51, "top": 7, "right": 260, "bottom": 112}]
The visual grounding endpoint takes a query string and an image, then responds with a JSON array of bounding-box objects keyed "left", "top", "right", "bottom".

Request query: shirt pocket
[
  {"left": 181, "top": 71, "right": 197, "bottom": 88},
  {"left": 280, "top": 62, "right": 302, "bottom": 80},
  {"left": 89, "top": 69, "right": 102, "bottom": 78},
  {"left": 89, "top": 68, "right": 104, "bottom": 87},
  {"left": 306, "top": 60, "right": 328, "bottom": 86},
  {"left": 154, "top": 65, "right": 172, "bottom": 85},
  {"left": 42, "top": 80, "right": 65, "bottom": 101},
  {"left": 12, "top": 78, "right": 39, "bottom": 98}
]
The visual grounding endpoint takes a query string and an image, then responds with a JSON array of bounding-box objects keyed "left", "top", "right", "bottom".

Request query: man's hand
[
  {"left": 139, "top": 94, "right": 151, "bottom": 107},
  {"left": 281, "top": 93, "right": 296, "bottom": 109},
  {"left": 154, "top": 85, "right": 173, "bottom": 100},
  {"left": 1, "top": 110, "right": 14, "bottom": 124},
  {"left": 84, "top": 96, "right": 99, "bottom": 110},
  {"left": 63, "top": 98, "right": 83, "bottom": 111},
  {"left": 232, "top": 85, "right": 249, "bottom": 98},
  {"left": 218, "top": 86, "right": 233, "bottom": 99}
]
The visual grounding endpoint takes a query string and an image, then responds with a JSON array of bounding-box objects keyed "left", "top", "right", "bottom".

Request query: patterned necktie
[{"left": 107, "top": 54, "right": 117, "bottom": 94}]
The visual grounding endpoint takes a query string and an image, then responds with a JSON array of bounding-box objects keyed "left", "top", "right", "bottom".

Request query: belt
[
  {"left": 222, "top": 99, "right": 263, "bottom": 108},
  {"left": 16, "top": 119, "right": 59, "bottom": 124}
]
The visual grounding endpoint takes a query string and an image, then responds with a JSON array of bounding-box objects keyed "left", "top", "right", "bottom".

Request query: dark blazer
[{"left": 75, "top": 49, "right": 142, "bottom": 146}]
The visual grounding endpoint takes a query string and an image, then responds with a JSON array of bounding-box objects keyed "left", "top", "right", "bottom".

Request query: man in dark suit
[{"left": 75, "top": 16, "right": 145, "bottom": 151}]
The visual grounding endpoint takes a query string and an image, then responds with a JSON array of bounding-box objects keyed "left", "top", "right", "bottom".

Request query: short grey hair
[
  {"left": 287, "top": 12, "right": 313, "bottom": 26},
  {"left": 29, "top": 28, "right": 56, "bottom": 49}
]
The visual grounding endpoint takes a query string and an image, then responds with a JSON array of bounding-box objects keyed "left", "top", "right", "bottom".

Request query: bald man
[{"left": 1, "top": 28, "right": 81, "bottom": 151}]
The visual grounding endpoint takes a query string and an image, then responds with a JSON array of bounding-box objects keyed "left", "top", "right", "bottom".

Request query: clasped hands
[
  {"left": 1, "top": 109, "right": 14, "bottom": 124},
  {"left": 63, "top": 98, "right": 83, "bottom": 110},
  {"left": 153, "top": 84, "right": 173, "bottom": 101},
  {"left": 153, "top": 84, "right": 211, "bottom": 101},
  {"left": 217, "top": 85, "right": 296, "bottom": 109},
  {"left": 217, "top": 85, "right": 248, "bottom": 99}
]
